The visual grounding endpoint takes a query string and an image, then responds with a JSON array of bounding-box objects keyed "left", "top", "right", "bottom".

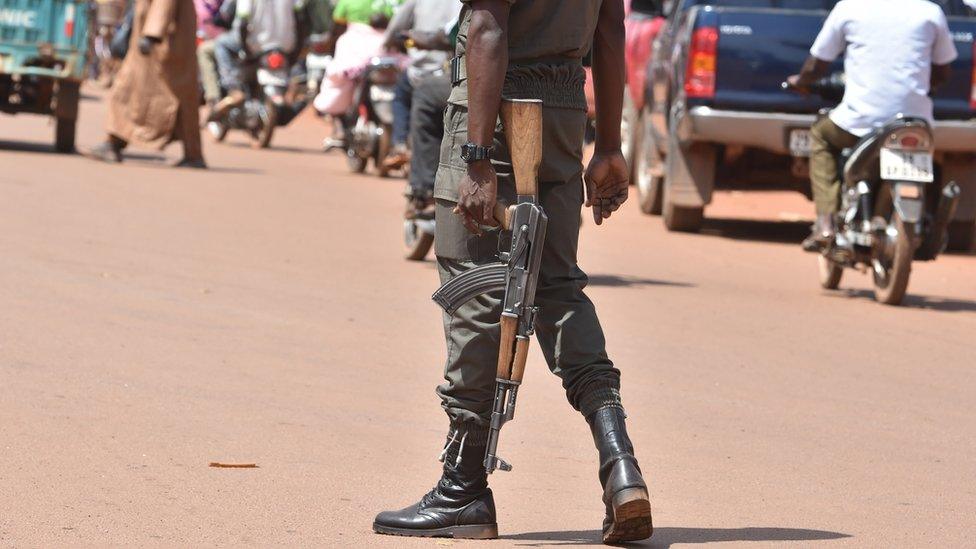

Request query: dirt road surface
[{"left": 2, "top": 91, "right": 974, "bottom": 548}]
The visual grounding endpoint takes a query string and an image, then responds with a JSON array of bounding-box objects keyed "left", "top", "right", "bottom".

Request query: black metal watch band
[{"left": 460, "top": 142, "right": 493, "bottom": 164}]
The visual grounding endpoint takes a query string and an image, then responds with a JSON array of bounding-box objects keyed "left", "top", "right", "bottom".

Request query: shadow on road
[
  {"left": 829, "top": 288, "right": 976, "bottom": 313},
  {"left": 588, "top": 274, "right": 694, "bottom": 289},
  {"left": 0, "top": 140, "right": 72, "bottom": 155},
  {"left": 225, "top": 141, "right": 324, "bottom": 155},
  {"left": 505, "top": 526, "right": 851, "bottom": 547},
  {"left": 699, "top": 217, "right": 811, "bottom": 245}
]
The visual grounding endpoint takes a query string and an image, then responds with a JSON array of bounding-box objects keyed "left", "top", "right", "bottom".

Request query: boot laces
[{"left": 437, "top": 430, "right": 468, "bottom": 467}]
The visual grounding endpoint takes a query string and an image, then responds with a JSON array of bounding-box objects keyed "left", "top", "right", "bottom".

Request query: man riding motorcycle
[
  {"left": 380, "top": 0, "right": 461, "bottom": 170},
  {"left": 209, "top": 0, "right": 308, "bottom": 120},
  {"left": 787, "top": 0, "right": 957, "bottom": 251}
]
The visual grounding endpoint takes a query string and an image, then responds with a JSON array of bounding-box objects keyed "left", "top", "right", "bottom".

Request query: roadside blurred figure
[
  {"left": 195, "top": 0, "right": 229, "bottom": 116},
  {"left": 315, "top": 14, "right": 392, "bottom": 148},
  {"left": 86, "top": 0, "right": 207, "bottom": 168},
  {"left": 208, "top": 0, "right": 305, "bottom": 120},
  {"left": 380, "top": 0, "right": 459, "bottom": 171}
]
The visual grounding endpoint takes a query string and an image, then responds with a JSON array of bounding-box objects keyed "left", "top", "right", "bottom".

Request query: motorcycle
[
  {"left": 403, "top": 191, "right": 435, "bottom": 261},
  {"left": 340, "top": 56, "right": 400, "bottom": 177},
  {"left": 785, "top": 75, "right": 960, "bottom": 305},
  {"left": 207, "top": 49, "right": 292, "bottom": 149}
]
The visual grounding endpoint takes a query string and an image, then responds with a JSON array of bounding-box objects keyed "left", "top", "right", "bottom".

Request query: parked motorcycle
[
  {"left": 340, "top": 56, "right": 400, "bottom": 177},
  {"left": 207, "top": 49, "right": 291, "bottom": 149},
  {"left": 785, "top": 76, "right": 960, "bottom": 305}
]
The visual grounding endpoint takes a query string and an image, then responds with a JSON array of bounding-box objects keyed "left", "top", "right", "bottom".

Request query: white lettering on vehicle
[
  {"left": 951, "top": 32, "right": 973, "bottom": 43},
  {"left": 0, "top": 9, "right": 37, "bottom": 27},
  {"left": 720, "top": 25, "right": 753, "bottom": 36}
]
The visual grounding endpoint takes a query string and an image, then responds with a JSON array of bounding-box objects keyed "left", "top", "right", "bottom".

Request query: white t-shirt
[
  {"left": 810, "top": 0, "right": 958, "bottom": 136},
  {"left": 238, "top": 0, "right": 303, "bottom": 55}
]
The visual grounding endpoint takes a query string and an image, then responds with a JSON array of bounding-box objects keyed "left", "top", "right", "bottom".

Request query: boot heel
[
  {"left": 452, "top": 523, "right": 498, "bottom": 539},
  {"left": 605, "top": 487, "right": 653, "bottom": 543}
]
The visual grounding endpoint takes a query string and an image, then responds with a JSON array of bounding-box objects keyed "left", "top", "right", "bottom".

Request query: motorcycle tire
[
  {"left": 871, "top": 212, "right": 914, "bottom": 306},
  {"left": 404, "top": 220, "right": 434, "bottom": 261},
  {"left": 817, "top": 255, "right": 843, "bottom": 290},
  {"left": 251, "top": 99, "right": 277, "bottom": 149},
  {"left": 207, "top": 121, "right": 229, "bottom": 142},
  {"left": 375, "top": 124, "right": 393, "bottom": 178},
  {"left": 347, "top": 149, "right": 368, "bottom": 173}
]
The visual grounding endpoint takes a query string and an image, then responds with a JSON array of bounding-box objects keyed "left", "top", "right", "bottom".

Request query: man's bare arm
[
  {"left": 787, "top": 56, "right": 831, "bottom": 90},
  {"left": 453, "top": 0, "right": 511, "bottom": 234},
  {"left": 584, "top": 0, "right": 629, "bottom": 225},
  {"left": 466, "top": 1, "right": 510, "bottom": 148},
  {"left": 591, "top": 0, "right": 626, "bottom": 154}
]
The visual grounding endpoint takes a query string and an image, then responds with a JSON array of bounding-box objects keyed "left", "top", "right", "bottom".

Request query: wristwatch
[{"left": 460, "top": 142, "right": 493, "bottom": 164}]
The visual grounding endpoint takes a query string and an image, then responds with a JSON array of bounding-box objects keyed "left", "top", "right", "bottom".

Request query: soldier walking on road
[
  {"left": 373, "top": 0, "right": 653, "bottom": 544},
  {"left": 86, "top": 0, "right": 207, "bottom": 168}
]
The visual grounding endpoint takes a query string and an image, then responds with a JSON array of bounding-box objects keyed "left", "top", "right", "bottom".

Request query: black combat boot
[
  {"left": 587, "top": 406, "right": 653, "bottom": 544},
  {"left": 373, "top": 427, "right": 498, "bottom": 539}
]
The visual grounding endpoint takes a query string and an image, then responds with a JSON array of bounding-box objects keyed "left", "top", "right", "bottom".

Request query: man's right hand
[{"left": 454, "top": 160, "right": 499, "bottom": 236}]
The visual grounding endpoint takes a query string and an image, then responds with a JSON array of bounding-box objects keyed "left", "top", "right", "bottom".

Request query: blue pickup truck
[
  {"left": 1, "top": 0, "right": 89, "bottom": 152},
  {"left": 635, "top": 0, "right": 976, "bottom": 250}
]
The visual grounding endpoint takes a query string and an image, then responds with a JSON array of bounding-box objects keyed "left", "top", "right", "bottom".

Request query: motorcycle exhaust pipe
[{"left": 916, "top": 181, "right": 961, "bottom": 261}]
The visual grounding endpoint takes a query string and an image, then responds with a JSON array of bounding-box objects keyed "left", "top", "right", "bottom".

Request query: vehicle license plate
[
  {"left": 880, "top": 149, "right": 934, "bottom": 183},
  {"left": 789, "top": 129, "right": 812, "bottom": 157}
]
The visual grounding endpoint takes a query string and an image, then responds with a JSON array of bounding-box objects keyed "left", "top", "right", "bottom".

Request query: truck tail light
[
  {"left": 685, "top": 26, "right": 718, "bottom": 99},
  {"left": 64, "top": 4, "right": 75, "bottom": 38}
]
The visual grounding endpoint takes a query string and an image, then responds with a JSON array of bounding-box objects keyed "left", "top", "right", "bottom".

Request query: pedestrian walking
[
  {"left": 373, "top": 0, "right": 653, "bottom": 544},
  {"left": 86, "top": 0, "right": 207, "bottom": 168}
]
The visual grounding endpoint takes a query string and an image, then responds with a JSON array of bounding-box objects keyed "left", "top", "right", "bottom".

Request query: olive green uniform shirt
[{"left": 447, "top": 0, "right": 602, "bottom": 110}]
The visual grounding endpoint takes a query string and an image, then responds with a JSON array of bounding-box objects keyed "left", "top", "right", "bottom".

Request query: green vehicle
[{"left": 1, "top": 0, "right": 89, "bottom": 152}]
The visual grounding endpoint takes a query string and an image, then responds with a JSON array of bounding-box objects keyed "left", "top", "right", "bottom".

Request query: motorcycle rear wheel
[
  {"left": 347, "top": 149, "right": 368, "bottom": 173},
  {"left": 817, "top": 255, "right": 843, "bottom": 290},
  {"left": 375, "top": 124, "right": 393, "bottom": 178},
  {"left": 404, "top": 219, "right": 434, "bottom": 261},
  {"left": 207, "top": 121, "right": 229, "bottom": 142},
  {"left": 251, "top": 99, "right": 277, "bottom": 149},
  {"left": 871, "top": 212, "right": 914, "bottom": 306}
]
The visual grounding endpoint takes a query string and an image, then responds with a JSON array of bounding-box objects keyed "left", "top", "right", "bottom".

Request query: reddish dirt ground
[{"left": 1, "top": 90, "right": 974, "bottom": 547}]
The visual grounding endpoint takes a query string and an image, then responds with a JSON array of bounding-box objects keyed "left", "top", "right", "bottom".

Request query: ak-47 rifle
[{"left": 431, "top": 98, "right": 547, "bottom": 474}]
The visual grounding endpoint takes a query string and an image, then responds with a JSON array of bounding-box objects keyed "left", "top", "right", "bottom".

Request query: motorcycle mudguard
[{"left": 892, "top": 182, "right": 925, "bottom": 224}]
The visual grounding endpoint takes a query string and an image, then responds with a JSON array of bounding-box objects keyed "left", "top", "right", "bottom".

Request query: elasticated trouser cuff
[
  {"left": 447, "top": 420, "right": 490, "bottom": 447},
  {"left": 578, "top": 384, "right": 623, "bottom": 419}
]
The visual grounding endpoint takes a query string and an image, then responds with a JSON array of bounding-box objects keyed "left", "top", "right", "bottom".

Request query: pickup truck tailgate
[
  {"left": 703, "top": 8, "right": 833, "bottom": 113},
  {"left": 698, "top": 6, "right": 976, "bottom": 119}
]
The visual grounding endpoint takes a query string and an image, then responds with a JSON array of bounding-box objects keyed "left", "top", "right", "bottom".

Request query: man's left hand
[{"left": 584, "top": 150, "right": 629, "bottom": 225}]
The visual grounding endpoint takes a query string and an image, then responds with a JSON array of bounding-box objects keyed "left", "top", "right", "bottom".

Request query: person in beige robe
[{"left": 86, "top": 0, "right": 206, "bottom": 167}]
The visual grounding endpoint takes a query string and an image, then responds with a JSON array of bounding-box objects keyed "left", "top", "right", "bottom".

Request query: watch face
[{"left": 461, "top": 144, "right": 472, "bottom": 162}]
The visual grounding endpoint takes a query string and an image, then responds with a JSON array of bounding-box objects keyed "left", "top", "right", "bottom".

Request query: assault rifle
[{"left": 431, "top": 99, "right": 547, "bottom": 474}]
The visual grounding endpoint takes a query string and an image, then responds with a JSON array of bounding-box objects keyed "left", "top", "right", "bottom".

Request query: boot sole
[
  {"left": 604, "top": 487, "right": 653, "bottom": 544},
  {"left": 372, "top": 522, "right": 498, "bottom": 540}
]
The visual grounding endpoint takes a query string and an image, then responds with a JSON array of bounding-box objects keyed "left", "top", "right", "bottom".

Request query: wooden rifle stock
[{"left": 495, "top": 99, "right": 543, "bottom": 384}]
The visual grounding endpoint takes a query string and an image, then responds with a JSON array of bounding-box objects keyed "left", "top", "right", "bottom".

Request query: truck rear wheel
[
  {"left": 54, "top": 80, "right": 81, "bottom": 153},
  {"left": 663, "top": 188, "right": 704, "bottom": 232},
  {"left": 55, "top": 117, "right": 77, "bottom": 153},
  {"left": 662, "top": 138, "right": 709, "bottom": 233}
]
